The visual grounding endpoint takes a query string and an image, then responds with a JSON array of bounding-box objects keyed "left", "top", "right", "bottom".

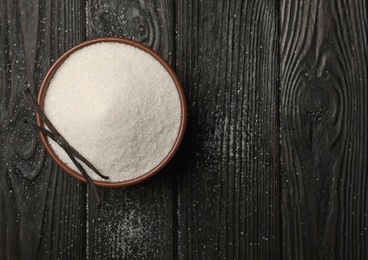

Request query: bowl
[{"left": 36, "top": 37, "right": 186, "bottom": 187}]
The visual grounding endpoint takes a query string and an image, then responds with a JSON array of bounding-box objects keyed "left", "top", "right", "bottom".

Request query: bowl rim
[{"left": 36, "top": 36, "right": 187, "bottom": 187}]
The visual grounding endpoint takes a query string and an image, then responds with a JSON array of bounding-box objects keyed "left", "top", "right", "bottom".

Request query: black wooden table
[{"left": 0, "top": 0, "right": 367, "bottom": 259}]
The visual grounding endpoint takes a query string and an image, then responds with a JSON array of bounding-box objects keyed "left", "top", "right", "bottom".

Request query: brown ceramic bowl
[{"left": 36, "top": 37, "right": 186, "bottom": 187}]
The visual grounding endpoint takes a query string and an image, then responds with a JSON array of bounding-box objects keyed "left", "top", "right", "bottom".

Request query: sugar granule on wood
[{"left": 43, "top": 42, "right": 181, "bottom": 182}]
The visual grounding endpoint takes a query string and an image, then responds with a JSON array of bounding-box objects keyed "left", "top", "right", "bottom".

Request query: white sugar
[{"left": 44, "top": 42, "right": 181, "bottom": 182}]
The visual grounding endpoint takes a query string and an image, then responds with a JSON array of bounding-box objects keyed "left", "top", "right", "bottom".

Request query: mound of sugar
[{"left": 44, "top": 42, "right": 181, "bottom": 182}]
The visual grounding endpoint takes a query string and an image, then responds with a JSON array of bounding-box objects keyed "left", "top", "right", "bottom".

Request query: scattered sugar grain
[{"left": 44, "top": 42, "right": 181, "bottom": 182}]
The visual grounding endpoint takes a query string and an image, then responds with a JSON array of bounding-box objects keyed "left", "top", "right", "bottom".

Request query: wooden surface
[
  {"left": 175, "top": 0, "right": 279, "bottom": 259},
  {"left": 280, "top": 0, "right": 368, "bottom": 259},
  {"left": 0, "top": 0, "right": 366, "bottom": 259}
]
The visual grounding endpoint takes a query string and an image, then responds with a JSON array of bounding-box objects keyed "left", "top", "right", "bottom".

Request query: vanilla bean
[
  {"left": 24, "top": 119, "right": 101, "bottom": 206},
  {"left": 24, "top": 119, "right": 58, "bottom": 142},
  {"left": 23, "top": 88, "right": 109, "bottom": 180}
]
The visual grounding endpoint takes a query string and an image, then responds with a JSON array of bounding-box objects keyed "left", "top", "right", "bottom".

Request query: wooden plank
[
  {"left": 0, "top": 0, "right": 87, "bottom": 259},
  {"left": 85, "top": 1, "right": 176, "bottom": 259},
  {"left": 280, "top": 0, "right": 368, "bottom": 259},
  {"left": 87, "top": 0, "right": 174, "bottom": 63},
  {"left": 175, "top": 0, "right": 280, "bottom": 259}
]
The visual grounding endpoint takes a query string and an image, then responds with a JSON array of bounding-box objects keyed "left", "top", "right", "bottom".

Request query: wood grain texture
[
  {"left": 2, "top": 0, "right": 367, "bottom": 259},
  {"left": 86, "top": 1, "right": 176, "bottom": 259},
  {"left": 0, "top": 0, "right": 87, "bottom": 259},
  {"left": 87, "top": 0, "right": 174, "bottom": 63},
  {"left": 175, "top": 0, "right": 280, "bottom": 259},
  {"left": 280, "top": 0, "right": 368, "bottom": 259}
]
